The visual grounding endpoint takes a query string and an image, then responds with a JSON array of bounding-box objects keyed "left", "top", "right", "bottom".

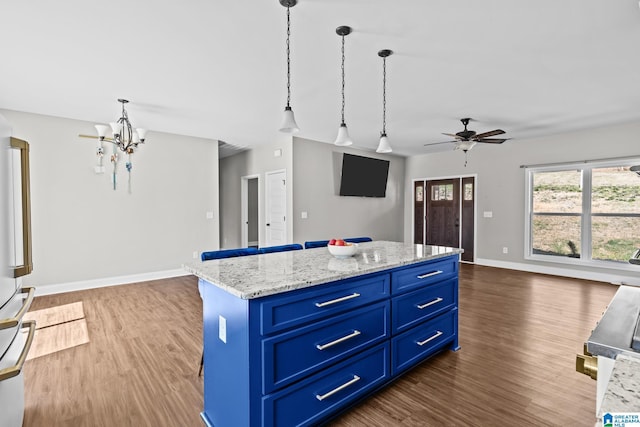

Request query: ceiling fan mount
[{"left": 456, "top": 118, "right": 476, "bottom": 140}]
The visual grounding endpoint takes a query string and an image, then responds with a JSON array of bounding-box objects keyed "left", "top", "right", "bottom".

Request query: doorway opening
[
  {"left": 413, "top": 176, "right": 476, "bottom": 263},
  {"left": 241, "top": 175, "right": 259, "bottom": 248}
]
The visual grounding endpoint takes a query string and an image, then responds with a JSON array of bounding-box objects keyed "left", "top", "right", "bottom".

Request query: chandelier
[{"left": 81, "top": 99, "right": 148, "bottom": 192}]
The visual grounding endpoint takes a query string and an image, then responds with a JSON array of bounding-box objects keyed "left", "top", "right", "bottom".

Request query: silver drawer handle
[
  {"left": 315, "top": 292, "right": 361, "bottom": 308},
  {"left": 417, "top": 270, "right": 443, "bottom": 279},
  {"left": 316, "top": 330, "right": 361, "bottom": 351},
  {"left": 315, "top": 375, "right": 361, "bottom": 401},
  {"left": 417, "top": 297, "right": 443, "bottom": 310},
  {"left": 417, "top": 330, "right": 443, "bottom": 346}
]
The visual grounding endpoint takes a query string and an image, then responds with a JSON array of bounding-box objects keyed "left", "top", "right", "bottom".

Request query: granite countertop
[
  {"left": 600, "top": 355, "right": 640, "bottom": 414},
  {"left": 183, "top": 240, "right": 463, "bottom": 299}
]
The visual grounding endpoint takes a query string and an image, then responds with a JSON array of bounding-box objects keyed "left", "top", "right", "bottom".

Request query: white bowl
[{"left": 327, "top": 243, "right": 357, "bottom": 258}]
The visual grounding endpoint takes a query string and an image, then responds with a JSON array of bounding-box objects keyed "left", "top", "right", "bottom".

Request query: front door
[
  {"left": 414, "top": 177, "right": 476, "bottom": 262},
  {"left": 265, "top": 170, "right": 287, "bottom": 246},
  {"left": 426, "top": 179, "right": 460, "bottom": 249}
]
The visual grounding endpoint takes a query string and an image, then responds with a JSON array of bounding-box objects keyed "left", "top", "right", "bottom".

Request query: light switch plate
[{"left": 483, "top": 211, "right": 493, "bottom": 218}]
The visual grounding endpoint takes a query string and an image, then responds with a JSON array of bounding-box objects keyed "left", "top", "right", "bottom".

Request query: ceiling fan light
[
  {"left": 376, "top": 133, "right": 392, "bottom": 153},
  {"left": 334, "top": 123, "right": 353, "bottom": 146},
  {"left": 279, "top": 106, "right": 299, "bottom": 133},
  {"left": 457, "top": 140, "right": 476, "bottom": 151}
]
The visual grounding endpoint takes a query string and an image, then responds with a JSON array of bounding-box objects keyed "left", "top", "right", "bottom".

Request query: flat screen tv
[{"left": 339, "top": 153, "right": 390, "bottom": 197}]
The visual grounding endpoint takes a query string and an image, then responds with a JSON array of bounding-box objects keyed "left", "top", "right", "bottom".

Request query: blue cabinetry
[{"left": 200, "top": 255, "right": 459, "bottom": 427}]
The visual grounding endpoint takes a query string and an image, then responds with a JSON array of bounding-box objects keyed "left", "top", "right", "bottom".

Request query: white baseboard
[
  {"left": 475, "top": 258, "right": 640, "bottom": 286},
  {"left": 33, "top": 269, "right": 192, "bottom": 296}
]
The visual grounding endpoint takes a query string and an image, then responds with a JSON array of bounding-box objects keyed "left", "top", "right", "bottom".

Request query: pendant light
[
  {"left": 376, "top": 49, "right": 393, "bottom": 153},
  {"left": 279, "top": 0, "right": 299, "bottom": 133},
  {"left": 334, "top": 26, "right": 353, "bottom": 146}
]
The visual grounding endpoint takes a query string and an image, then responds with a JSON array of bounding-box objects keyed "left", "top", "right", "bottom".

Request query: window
[
  {"left": 526, "top": 159, "right": 640, "bottom": 268},
  {"left": 431, "top": 184, "right": 453, "bottom": 201},
  {"left": 464, "top": 182, "right": 473, "bottom": 201}
]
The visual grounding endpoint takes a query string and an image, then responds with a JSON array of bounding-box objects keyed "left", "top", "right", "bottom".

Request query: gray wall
[
  {"left": 219, "top": 135, "right": 293, "bottom": 249},
  {"left": 1, "top": 109, "right": 219, "bottom": 288},
  {"left": 292, "top": 137, "right": 405, "bottom": 244},
  {"left": 404, "top": 120, "right": 640, "bottom": 282}
]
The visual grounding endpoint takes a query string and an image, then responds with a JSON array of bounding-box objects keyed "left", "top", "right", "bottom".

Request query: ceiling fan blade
[
  {"left": 473, "top": 129, "right": 505, "bottom": 139},
  {"left": 424, "top": 141, "right": 457, "bottom": 146},
  {"left": 442, "top": 132, "right": 463, "bottom": 139},
  {"left": 476, "top": 138, "right": 508, "bottom": 144}
]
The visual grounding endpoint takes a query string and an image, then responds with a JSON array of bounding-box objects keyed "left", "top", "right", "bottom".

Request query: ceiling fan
[
  {"left": 426, "top": 118, "right": 509, "bottom": 151},
  {"left": 425, "top": 118, "right": 510, "bottom": 166}
]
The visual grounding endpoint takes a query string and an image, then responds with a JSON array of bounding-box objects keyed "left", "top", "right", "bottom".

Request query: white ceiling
[{"left": 3, "top": 0, "right": 640, "bottom": 157}]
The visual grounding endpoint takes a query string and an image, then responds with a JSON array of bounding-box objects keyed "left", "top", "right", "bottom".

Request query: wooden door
[
  {"left": 461, "top": 177, "right": 475, "bottom": 262},
  {"left": 413, "top": 181, "right": 425, "bottom": 244},
  {"left": 426, "top": 179, "right": 460, "bottom": 249}
]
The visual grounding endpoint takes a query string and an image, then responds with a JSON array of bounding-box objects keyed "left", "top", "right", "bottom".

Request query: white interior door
[{"left": 265, "top": 170, "right": 287, "bottom": 246}]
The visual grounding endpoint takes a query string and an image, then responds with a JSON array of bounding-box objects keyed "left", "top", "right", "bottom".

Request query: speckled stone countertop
[
  {"left": 183, "top": 241, "right": 462, "bottom": 299},
  {"left": 600, "top": 354, "right": 640, "bottom": 416}
]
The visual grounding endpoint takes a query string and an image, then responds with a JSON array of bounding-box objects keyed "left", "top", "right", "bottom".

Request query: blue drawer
[
  {"left": 392, "top": 278, "right": 456, "bottom": 333},
  {"left": 262, "top": 301, "right": 390, "bottom": 394},
  {"left": 391, "top": 309, "right": 456, "bottom": 375},
  {"left": 391, "top": 257, "right": 458, "bottom": 294},
  {"left": 259, "top": 273, "right": 390, "bottom": 335},
  {"left": 263, "top": 343, "right": 390, "bottom": 427}
]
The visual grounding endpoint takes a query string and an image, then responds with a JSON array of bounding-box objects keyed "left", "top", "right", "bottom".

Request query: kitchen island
[{"left": 184, "top": 241, "right": 463, "bottom": 427}]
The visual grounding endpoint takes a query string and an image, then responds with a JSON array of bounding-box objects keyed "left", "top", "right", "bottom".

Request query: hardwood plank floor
[{"left": 22, "top": 265, "right": 617, "bottom": 426}]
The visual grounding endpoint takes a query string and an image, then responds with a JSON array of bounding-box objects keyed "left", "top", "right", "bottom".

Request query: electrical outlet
[
  {"left": 193, "top": 251, "right": 198, "bottom": 259},
  {"left": 502, "top": 247, "right": 508, "bottom": 254}
]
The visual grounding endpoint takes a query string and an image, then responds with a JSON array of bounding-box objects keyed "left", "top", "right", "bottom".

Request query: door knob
[{"left": 266, "top": 223, "right": 271, "bottom": 226}]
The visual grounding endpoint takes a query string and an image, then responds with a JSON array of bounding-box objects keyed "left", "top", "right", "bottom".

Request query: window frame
[{"left": 524, "top": 157, "right": 640, "bottom": 271}]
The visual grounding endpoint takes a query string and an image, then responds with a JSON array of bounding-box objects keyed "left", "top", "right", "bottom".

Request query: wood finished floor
[{"left": 22, "top": 265, "right": 617, "bottom": 427}]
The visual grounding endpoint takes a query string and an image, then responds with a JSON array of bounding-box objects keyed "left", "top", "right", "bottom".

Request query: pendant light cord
[
  {"left": 340, "top": 34, "right": 346, "bottom": 125},
  {"left": 286, "top": 5, "right": 291, "bottom": 108},
  {"left": 382, "top": 56, "right": 387, "bottom": 135}
]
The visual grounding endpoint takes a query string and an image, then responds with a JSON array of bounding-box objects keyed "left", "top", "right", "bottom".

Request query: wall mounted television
[{"left": 339, "top": 153, "right": 390, "bottom": 197}]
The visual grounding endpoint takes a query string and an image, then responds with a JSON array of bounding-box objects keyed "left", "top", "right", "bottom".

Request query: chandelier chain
[
  {"left": 340, "top": 35, "right": 346, "bottom": 124},
  {"left": 286, "top": 5, "right": 291, "bottom": 107},
  {"left": 382, "top": 56, "right": 387, "bottom": 134}
]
